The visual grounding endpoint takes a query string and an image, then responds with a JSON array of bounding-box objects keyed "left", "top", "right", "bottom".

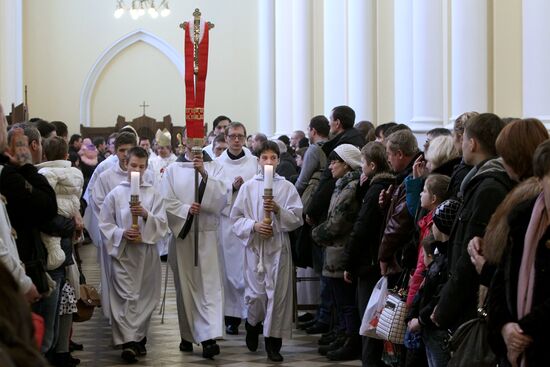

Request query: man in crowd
[
  {"left": 203, "top": 115, "right": 231, "bottom": 159},
  {"left": 216, "top": 122, "right": 258, "bottom": 335}
]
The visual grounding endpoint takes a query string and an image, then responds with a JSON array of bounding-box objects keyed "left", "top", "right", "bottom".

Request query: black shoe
[
  {"left": 298, "top": 318, "right": 317, "bottom": 330},
  {"left": 201, "top": 340, "right": 220, "bottom": 359},
  {"left": 297, "top": 312, "right": 315, "bottom": 323},
  {"left": 136, "top": 337, "right": 147, "bottom": 356},
  {"left": 179, "top": 339, "right": 193, "bottom": 353},
  {"left": 51, "top": 352, "right": 78, "bottom": 367},
  {"left": 160, "top": 254, "right": 168, "bottom": 262},
  {"left": 318, "top": 330, "right": 337, "bottom": 345},
  {"left": 318, "top": 334, "right": 346, "bottom": 356},
  {"left": 265, "top": 337, "right": 284, "bottom": 362},
  {"left": 306, "top": 322, "right": 330, "bottom": 334},
  {"left": 245, "top": 320, "right": 262, "bottom": 352},
  {"left": 69, "top": 340, "right": 83, "bottom": 352},
  {"left": 121, "top": 342, "right": 138, "bottom": 363},
  {"left": 326, "top": 335, "right": 361, "bottom": 361},
  {"left": 226, "top": 324, "right": 239, "bottom": 335}
]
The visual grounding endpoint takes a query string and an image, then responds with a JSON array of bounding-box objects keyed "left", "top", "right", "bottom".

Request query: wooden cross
[{"left": 140, "top": 101, "right": 150, "bottom": 116}]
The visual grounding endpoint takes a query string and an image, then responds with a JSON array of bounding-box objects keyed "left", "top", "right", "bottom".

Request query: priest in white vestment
[
  {"left": 160, "top": 145, "right": 229, "bottom": 359},
  {"left": 99, "top": 147, "right": 167, "bottom": 363},
  {"left": 216, "top": 122, "right": 258, "bottom": 334},
  {"left": 230, "top": 141, "right": 303, "bottom": 362}
]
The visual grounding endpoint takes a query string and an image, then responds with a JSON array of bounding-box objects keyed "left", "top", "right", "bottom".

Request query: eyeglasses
[{"left": 227, "top": 134, "right": 245, "bottom": 140}]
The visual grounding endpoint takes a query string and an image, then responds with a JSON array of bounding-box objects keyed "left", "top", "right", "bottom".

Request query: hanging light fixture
[{"left": 114, "top": 0, "right": 170, "bottom": 19}]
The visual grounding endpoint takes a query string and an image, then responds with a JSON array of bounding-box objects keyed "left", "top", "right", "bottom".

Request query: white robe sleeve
[
  {"left": 0, "top": 238, "right": 33, "bottom": 293},
  {"left": 198, "top": 174, "right": 229, "bottom": 216},
  {"left": 159, "top": 168, "right": 190, "bottom": 236},
  {"left": 273, "top": 183, "right": 304, "bottom": 232},
  {"left": 99, "top": 193, "right": 125, "bottom": 258},
  {"left": 139, "top": 191, "right": 168, "bottom": 244},
  {"left": 230, "top": 189, "right": 256, "bottom": 246}
]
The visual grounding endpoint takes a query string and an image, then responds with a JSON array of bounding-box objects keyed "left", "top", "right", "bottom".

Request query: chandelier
[{"left": 114, "top": 0, "right": 171, "bottom": 19}]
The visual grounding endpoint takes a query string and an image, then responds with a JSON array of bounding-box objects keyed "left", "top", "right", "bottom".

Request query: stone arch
[{"left": 80, "top": 28, "right": 183, "bottom": 125}]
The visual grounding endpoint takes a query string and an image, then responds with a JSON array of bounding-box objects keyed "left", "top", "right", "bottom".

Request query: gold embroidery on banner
[{"left": 185, "top": 108, "right": 204, "bottom": 120}]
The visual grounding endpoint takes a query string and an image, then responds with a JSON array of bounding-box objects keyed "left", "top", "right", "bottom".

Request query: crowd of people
[{"left": 0, "top": 102, "right": 549, "bottom": 367}]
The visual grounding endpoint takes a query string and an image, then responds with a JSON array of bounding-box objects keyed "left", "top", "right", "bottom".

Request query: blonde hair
[{"left": 425, "top": 135, "right": 459, "bottom": 170}]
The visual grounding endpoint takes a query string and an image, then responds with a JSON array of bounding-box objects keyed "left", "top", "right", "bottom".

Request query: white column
[
  {"left": 0, "top": 0, "right": 23, "bottom": 109},
  {"left": 394, "top": 0, "right": 413, "bottom": 124},
  {"left": 347, "top": 0, "right": 375, "bottom": 122},
  {"left": 451, "top": 0, "right": 488, "bottom": 119},
  {"left": 323, "top": 0, "right": 348, "bottom": 115},
  {"left": 274, "top": 0, "right": 293, "bottom": 136},
  {"left": 291, "top": 0, "right": 313, "bottom": 132},
  {"left": 411, "top": 0, "right": 443, "bottom": 130},
  {"left": 523, "top": 0, "right": 550, "bottom": 124},
  {"left": 258, "top": 0, "right": 276, "bottom": 135}
]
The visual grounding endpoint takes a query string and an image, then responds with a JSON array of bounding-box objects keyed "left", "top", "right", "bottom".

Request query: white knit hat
[{"left": 333, "top": 144, "right": 362, "bottom": 170}]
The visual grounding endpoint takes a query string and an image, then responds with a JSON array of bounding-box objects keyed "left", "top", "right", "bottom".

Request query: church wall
[
  {"left": 22, "top": 0, "right": 259, "bottom": 135},
  {"left": 6, "top": 0, "right": 535, "bottom": 138}
]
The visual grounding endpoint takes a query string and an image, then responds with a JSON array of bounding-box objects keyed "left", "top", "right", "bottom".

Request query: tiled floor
[{"left": 72, "top": 244, "right": 362, "bottom": 367}]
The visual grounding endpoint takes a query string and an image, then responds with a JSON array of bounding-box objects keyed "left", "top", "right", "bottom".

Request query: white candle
[
  {"left": 130, "top": 171, "right": 140, "bottom": 196},
  {"left": 264, "top": 165, "right": 273, "bottom": 190}
]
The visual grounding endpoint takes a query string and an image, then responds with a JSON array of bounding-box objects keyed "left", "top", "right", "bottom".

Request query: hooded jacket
[{"left": 434, "top": 157, "right": 514, "bottom": 330}]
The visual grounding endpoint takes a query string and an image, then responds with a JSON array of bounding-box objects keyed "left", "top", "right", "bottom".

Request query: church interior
[{"left": 0, "top": 0, "right": 546, "bottom": 366}]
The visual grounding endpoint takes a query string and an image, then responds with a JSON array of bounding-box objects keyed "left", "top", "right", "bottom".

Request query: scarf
[{"left": 517, "top": 192, "right": 548, "bottom": 319}]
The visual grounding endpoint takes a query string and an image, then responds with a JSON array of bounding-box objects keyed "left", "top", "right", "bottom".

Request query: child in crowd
[
  {"left": 99, "top": 147, "right": 168, "bottom": 363},
  {"left": 407, "top": 199, "right": 460, "bottom": 367},
  {"left": 36, "top": 136, "right": 84, "bottom": 271},
  {"left": 407, "top": 174, "right": 450, "bottom": 306},
  {"left": 231, "top": 141, "right": 303, "bottom": 362},
  {"left": 36, "top": 136, "right": 84, "bottom": 366}
]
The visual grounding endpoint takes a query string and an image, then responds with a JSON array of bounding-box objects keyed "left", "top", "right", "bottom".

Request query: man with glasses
[{"left": 216, "top": 122, "right": 259, "bottom": 335}]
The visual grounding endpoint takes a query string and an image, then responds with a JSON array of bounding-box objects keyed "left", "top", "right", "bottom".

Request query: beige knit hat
[{"left": 333, "top": 144, "right": 362, "bottom": 170}]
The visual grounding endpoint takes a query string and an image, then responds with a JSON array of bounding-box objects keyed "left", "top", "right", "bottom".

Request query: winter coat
[
  {"left": 276, "top": 152, "right": 298, "bottom": 181},
  {"left": 36, "top": 160, "right": 84, "bottom": 218},
  {"left": 0, "top": 154, "right": 57, "bottom": 264},
  {"left": 306, "top": 128, "right": 365, "bottom": 223},
  {"left": 311, "top": 170, "right": 361, "bottom": 278},
  {"left": 434, "top": 157, "right": 514, "bottom": 330},
  {"left": 407, "top": 241, "right": 448, "bottom": 329},
  {"left": 406, "top": 211, "right": 433, "bottom": 306},
  {"left": 378, "top": 152, "right": 423, "bottom": 263},
  {"left": 488, "top": 198, "right": 550, "bottom": 366},
  {"left": 447, "top": 158, "right": 471, "bottom": 199},
  {"left": 342, "top": 172, "right": 395, "bottom": 278}
]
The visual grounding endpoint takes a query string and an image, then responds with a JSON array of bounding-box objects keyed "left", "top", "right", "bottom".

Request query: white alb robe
[
  {"left": 216, "top": 151, "right": 258, "bottom": 318},
  {"left": 94, "top": 163, "right": 154, "bottom": 320},
  {"left": 149, "top": 153, "right": 177, "bottom": 255},
  {"left": 230, "top": 173, "right": 303, "bottom": 339},
  {"left": 160, "top": 159, "right": 229, "bottom": 343},
  {"left": 99, "top": 181, "right": 168, "bottom": 345}
]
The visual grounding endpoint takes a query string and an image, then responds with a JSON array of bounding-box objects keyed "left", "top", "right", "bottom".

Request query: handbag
[
  {"left": 360, "top": 276, "right": 388, "bottom": 338},
  {"left": 73, "top": 284, "right": 101, "bottom": 322},
  {"left": 376, "top": 271, "right": 409, "bottom": 344},
  {"left": 447, "top": 306, "right": 497, "bottom": 367}
]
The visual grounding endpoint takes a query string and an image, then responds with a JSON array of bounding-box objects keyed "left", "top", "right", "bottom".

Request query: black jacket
[
  {"left": 276, "top": 152, "right": 298, "bottom": 181},
  {"left": 447, "top": 158, "right": 472, "bottom": 199},
  {"left": 306, "top": 128, "right": 365, "bottom": 223},
  {"left": 0, "top": 155, "right": 58, "bottom": 264},
  {"left": 488, "top": 198, "right": 550, "bottom": 366},
  {"left": 343, "top": 172, "right": 395, "bottom": 278},
  {"left": 407, "top": 241, "right": 448, "bottom": 329},
  {"left": 434, "top": 158, "right": 514, "bottom": 330}
]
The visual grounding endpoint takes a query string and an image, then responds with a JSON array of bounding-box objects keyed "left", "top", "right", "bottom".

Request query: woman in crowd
[{"left": 488, "top": 139, "right": 550, "bottom": 366}]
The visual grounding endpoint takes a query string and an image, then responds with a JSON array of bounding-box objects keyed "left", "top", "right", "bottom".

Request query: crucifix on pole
[{"left": 139, "top": 101, "right": 150, "bottom": 116}]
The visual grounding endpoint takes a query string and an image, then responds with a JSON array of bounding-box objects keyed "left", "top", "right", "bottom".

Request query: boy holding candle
[
  {"left": 99, "top": 147, "right": 168, "bottom": 363},
  {"left": 230, "top": 141, "right": 303, "bottom": 362}
]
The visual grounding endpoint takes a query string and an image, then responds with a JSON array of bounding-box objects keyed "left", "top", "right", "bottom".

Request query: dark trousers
[{"left": 327, "top": 276, "right": 359, "bottom": 335}]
